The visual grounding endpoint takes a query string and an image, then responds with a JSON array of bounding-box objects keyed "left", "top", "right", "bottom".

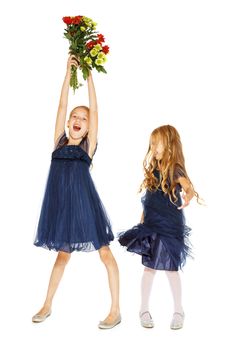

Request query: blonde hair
[
  {"left": 69, "top": 105, "right": 89, "bottom": 118},
  {"left": 140, "top": 125, "right": 200, "bottom": 204}
]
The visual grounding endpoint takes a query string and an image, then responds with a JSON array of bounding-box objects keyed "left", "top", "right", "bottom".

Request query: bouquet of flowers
[{"left": 62, "top": 16, "right": 110, "bottom": 92}]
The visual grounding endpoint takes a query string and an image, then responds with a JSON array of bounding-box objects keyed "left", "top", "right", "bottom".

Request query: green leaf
[
  {"left": 82, "top": 66, "right": 89, "bottom": 80},
  {"left": 99, "top": 66, "right": 107, "bottom": 74},
  {"left": 64, "top": 33, "right": 73, "bottom": 40},
  {"left": 95, "top": 65, "right": 107, "bottom": 74}
]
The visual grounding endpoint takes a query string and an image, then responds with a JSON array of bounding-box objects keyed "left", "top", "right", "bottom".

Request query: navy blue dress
[
  {"left": 34, "top": 131, "right": 114, "bottom": 253},
  {"left": 118, "top": 168, "right": 192, "bottom": 271}
]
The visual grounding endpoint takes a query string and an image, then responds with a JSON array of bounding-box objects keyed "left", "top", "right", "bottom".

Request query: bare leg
[
  {"left": 98, "top": 246, "right": 120, "bottom": 324},
  {"left": 33, "top": 251, "right": 71, "bottom": 317}
]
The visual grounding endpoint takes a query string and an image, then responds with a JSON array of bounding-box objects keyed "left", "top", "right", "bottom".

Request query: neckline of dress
[{"left": 62, "top": 144, "right": 93, "bottom": 161}]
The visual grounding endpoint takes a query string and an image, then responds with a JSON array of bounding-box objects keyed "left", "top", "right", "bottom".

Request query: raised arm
[
  {"left": 54, "top": 56, "right": 78, "bottom": 144},
  {"left": 87, "top": 71, "right": 98, "bottom": 155}
]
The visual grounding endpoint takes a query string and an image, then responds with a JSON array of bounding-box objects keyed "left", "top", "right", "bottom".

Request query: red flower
[
  {"left": 62, "top": 16, "right": 83, "bottom": 25},
  {"left": 97, "top": 34, "right": 105, "bottom": 43},
  {"left": 102, "top": 45, "right": 110, "bottom": 54},
  {"left": 63, "top": 16, "right": 72, "bottom": 25},
  {"left": 73, "top": 16, "right": 83, "bottom": 25},
  {"left": 86, "top": 41, "right": 96, "bottom": 49},
  {"left": 62, "top": 16, "right": 110, "bottom": 92}
]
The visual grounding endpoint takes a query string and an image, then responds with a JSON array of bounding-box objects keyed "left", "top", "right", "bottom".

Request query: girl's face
[
  {"left": 150, "top": 136, "right": 165, "bottom": 160},
  {"left": 67, "top": 108, "right": 89, "bottom": 139}
]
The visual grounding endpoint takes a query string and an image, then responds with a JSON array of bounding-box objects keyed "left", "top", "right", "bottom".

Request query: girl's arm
[
  {"left": 87, "top": 71, "right": 98, "bottom": 157},
  {"left": 177, "top": 177, "right": 195, "bottom": 209},
  {"left": 54, "top": 55, "right": 78, "bottom": 144}
]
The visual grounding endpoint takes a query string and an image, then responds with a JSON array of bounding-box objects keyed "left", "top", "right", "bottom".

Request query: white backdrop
[{"left": 1, "top": 0, "right": 232, "bottom": 349}]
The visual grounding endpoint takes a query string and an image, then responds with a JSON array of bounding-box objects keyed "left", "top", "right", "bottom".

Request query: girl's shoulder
[
  {"left": 173, "top": 164, "right": 186, "bottom": 180},
  {"left": 153, "top": 165, "right": 185, "bottom": 179},
  {"left": 53, "top": 131, "right": 98, "bottom": 158},
  {"left": 54, "top": 131, "right": 68, "bottom": 150}
]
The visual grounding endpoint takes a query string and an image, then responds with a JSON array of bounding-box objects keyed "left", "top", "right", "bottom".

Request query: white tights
[{"left": 140, "top": 267, "right": 183, "bottom": 315}]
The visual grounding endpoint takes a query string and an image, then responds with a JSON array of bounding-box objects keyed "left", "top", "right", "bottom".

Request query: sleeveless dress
[
  {"left": 34, "top": 131, "right": 114, "bottom": 253},
  {"left": 118, "top": 168, "right": 192, "bottom": 271}
]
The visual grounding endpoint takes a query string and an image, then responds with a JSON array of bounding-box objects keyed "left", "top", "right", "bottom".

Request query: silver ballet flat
[
  {"left": 170, "top": 312, "right": 185, "bottom": 330},
  {"left": 139, "top": 311, "right": 154, "bottom": 328},
  {"left": 32, "top": 310, "right": 52, "bottom": 323},
  {"left": 98, "top": 314, "right": 121, "bottom": 329}
]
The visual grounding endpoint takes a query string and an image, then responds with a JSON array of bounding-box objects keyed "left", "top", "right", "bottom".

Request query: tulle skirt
[
  {"left": 34, "top": 151, "right": 114, "bottom": 253},
  {"left": 118, "top": 189, "right": 192, "bottom": 271}
]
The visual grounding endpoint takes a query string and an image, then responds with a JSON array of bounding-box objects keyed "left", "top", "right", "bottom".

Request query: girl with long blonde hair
[{"left": 119, "top": 125, "right": 199, "bottom": 330}]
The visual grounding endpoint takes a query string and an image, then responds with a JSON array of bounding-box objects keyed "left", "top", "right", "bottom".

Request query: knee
[
  {"left": 99, "top": 247, "right": 114, "bottom": 265},
  {"left": 165, "top": 271, "right": 179, "bottom": 279},
  {"left": 55, "top": 252, "right": 71, "bottom": 267},
  {"left": 144, "top": 267, "right": 156, "bottom": 275}
]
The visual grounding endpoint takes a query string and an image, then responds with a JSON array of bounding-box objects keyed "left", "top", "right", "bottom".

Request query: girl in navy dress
[
  {"left": 119, "top": 125, "right": 199, "bottom": 330},
  {"left": 32, "top": 55, "right": 121, "bottom": 329}
]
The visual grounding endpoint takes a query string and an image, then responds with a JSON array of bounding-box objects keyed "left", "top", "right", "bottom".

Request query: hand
[
  {"left": 66, "top": 55, "right": 79, "bottom": 74},
  {"left": 178, "top": 193, "right": 190, "bottom": 210}
]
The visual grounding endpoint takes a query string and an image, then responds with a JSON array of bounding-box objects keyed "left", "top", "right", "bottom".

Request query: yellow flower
[
  {"left": 94, "top": 44, "right": 102, "bottom": 52},
  {"left": 92, "top": 22, "right": 97, "bottom": 30},
  {"left": 90, "top": 48, "right": 98, "bottom": 57},
  {"left": 95, "top": 58, "right": 104, "bottom": 66},
  {"left": 97, "top": 52, "right": 107, "bottom": 63},
  {"left": 83, "top": 16, "right": 90, "bottom": 22},
  {"left": 84, "top": 56, "right": 92, "bottom": 65},
  {"left": 83, "top": 16, "right": 93, "bottom": 27},
  {"left": 97, "top": 52, "right": 105, "bottom": 59},
  {"left": 80, "top": 26, "right": 86, "bottom": 32}
]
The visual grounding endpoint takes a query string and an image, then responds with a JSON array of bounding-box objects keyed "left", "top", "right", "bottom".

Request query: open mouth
[{"left": 73, "top": 124, "right": 81, "bottom": 132}]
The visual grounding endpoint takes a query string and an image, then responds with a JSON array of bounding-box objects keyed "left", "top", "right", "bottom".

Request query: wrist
[
  {"left": 87, "top": 71, "right": 92, "bottom": 80},
  {"left": 65, "top": 70, "right": 71, "bottom": 79}
]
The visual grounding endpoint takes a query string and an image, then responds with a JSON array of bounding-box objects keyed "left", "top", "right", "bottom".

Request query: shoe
[
  {"left": 32, "top": 310, "right": 52, "bottom": 323},
  {"left": 170, "top": 312, "right": 185, "bottom": 330},
  {"left": 139, "top": 311, "right": 154, "bottom": 328},
  {"left": 98, "top": 314, "right": 121, "bottom": 329}
]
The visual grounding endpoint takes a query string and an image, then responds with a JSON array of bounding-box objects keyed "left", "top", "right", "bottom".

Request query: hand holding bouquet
[{"left": 62, "top": 16, "right": 110, "bottom": 92}]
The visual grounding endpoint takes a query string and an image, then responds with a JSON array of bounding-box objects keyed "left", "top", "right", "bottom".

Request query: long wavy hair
[{"left": 140, "top": 125, "right": 200, "bottom": 204}]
